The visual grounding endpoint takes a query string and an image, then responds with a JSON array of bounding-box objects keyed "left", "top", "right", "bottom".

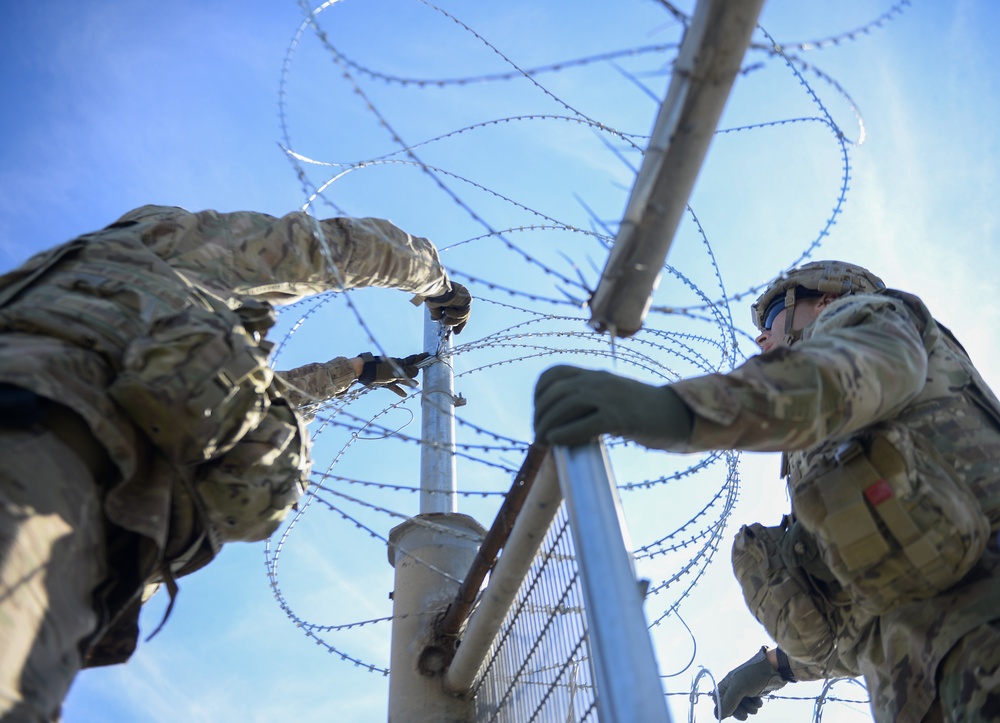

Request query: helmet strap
[{"left": 781, "top": 287, "right": 804, "bottom": 346}]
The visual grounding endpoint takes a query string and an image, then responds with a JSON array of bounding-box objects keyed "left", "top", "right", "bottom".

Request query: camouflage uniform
[
  {"left": 669, "top": 289, "right": 1000, "bottom": 722},
  {"left": 278, "top": 356, "right": 359, "bottom": 414},
  {"left": 0, "top": 205, "right": 453, "bottom": 720}
]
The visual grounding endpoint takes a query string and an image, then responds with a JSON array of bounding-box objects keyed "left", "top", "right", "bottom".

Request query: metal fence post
[
  {"left": 554, "top": 442, "right": 673, "bottom": 723},
  {"left": 387, "top": 311, "right": 481, "bottom": 722}
]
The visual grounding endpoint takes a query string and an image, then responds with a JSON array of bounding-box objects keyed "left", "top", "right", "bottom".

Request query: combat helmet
[{"left": 751, "top": 261, "right": 885, "bottom": 342}]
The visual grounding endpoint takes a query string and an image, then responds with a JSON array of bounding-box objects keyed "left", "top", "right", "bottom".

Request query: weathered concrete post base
[{"left": 387, "top": 513, "right": 485, "bottom": 723}]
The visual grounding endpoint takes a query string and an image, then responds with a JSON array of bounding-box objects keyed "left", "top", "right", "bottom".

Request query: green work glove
[
  {"left": 424, "top": 281, "right": 472, "bottom": 333},
  {"left": 533, "top": 365, "right": 693, "bottom": 448},
  {"left": 358, "top": 352, "right": 430, "bottom": 398},
  {"left": 714, "top": 648, "right": 788, "bottom": 720}
]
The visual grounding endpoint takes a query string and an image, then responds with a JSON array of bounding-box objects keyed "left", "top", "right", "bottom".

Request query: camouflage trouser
[
  {"left": 0, "top": 407, "right": 108, "bottom": 722},
  {"left": 922, "top": 619, "right": 1000, "bottom": 723}
]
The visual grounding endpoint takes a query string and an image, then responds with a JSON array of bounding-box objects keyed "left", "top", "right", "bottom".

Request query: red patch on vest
[{"left": 864, "top": 479, "right": 894, "bottom": 506}]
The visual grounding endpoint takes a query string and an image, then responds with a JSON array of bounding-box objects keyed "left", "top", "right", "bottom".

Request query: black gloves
[
  {"left": 358, "top": 352, "right": 430, "bottom": 398},
  {"left": 424, "top": 281, "right": 471, "bottom": 333},
  {"left": 533, "top": 365, "right": 693, "bottom": 448},
  {"left": 714, "top": 648, "right": 789, "bottom": 720}
]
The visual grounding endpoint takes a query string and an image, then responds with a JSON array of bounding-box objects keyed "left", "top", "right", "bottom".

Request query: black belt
[
  {"left": 0, "top": 382, "right": 47, "bottom": 427},
  {"left": 0, "top": 382, "right": 113, "bottom": 482}
]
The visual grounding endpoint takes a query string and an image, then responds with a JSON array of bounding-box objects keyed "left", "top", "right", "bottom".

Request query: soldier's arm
[
  {"left": 276, "top": 357, "right": 361, "bottom": 418},
  {"left": 670, "top": 295, "right": 928, "bottom": 453},
  {"left": 780, "top": 648, "right": 859, "bottom": 682},
  {"left": 127, "top": 205, "right": 453, "bottom": 304}
]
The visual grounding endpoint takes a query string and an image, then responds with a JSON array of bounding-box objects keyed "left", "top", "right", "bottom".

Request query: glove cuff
[
  {"left": 747, "top": 647, "right": 789, "bottom": 694},
  {"left": 775, "top": 648, "right": 797, "bottom": 683},
  {"left": 629, "top": 385, "right": 694, "bottom": 450},
  {"left": 357, "top": 352, "right": 380, "bottom": 386},
  {"left": 426, "top": 286, "right": 455, "bottom": 303}
]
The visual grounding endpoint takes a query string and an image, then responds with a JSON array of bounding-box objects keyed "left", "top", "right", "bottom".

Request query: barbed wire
[{"left": 258, "top": 0, "right": 913, "bottom": 717}]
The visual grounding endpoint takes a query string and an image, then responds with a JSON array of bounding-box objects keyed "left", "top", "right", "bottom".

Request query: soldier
[
  {"left": 533, "top": 261, "right": 1000, "bottom": 723},
  {"left": 0, "top": 204, "right": 471, "bottom": 721}
]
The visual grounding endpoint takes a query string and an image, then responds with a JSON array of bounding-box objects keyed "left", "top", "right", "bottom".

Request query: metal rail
[
  {"left": 588, "top": 0, "right": 767, "bottom": 337},
  {"left": 442, "top": 447, "right": 561, "bottom": 695},
  {"left": 554, "top": 444, "right": 672, "bottom": 722},
  {"left": 441, "top": 443, "right": 672, "bottom": 723},
  {"left": 436, "top": 443, "right": 550, "bottom": 647}
]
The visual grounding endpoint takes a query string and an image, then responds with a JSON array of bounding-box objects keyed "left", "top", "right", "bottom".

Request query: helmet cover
[{"left": 751, "top": 261, "right": 885, "bottom": 331}]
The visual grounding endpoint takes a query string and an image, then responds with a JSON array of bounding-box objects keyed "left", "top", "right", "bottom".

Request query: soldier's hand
[
  {"left": 358, "top": 352, "right": 431, "bottom": 398},
  {"left": 533, "top": 365, "right": 693, "bottom": 448},
  {"left": 425, "top": 281, "right": 472, "bottom": 333},
  {"left": 714, "top": 648, "right": 787, "bottom": 720}
]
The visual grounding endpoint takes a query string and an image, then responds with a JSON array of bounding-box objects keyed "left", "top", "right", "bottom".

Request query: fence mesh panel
[{"left": 472, "top": 504, "right": 597, "bottom": 723}]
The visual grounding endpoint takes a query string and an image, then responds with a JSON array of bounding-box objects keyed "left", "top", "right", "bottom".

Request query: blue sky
[{"left": 3, "top": 1, "right": 1000, "bottom": 721}]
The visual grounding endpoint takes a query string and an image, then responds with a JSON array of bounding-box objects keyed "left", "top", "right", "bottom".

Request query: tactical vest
[
  {"left": 0, "top": 230, "right": 310, "bottom": 542},
  {"left": 0, "top": 237, "right": 274, "bottom": 463},
  {"left": 732, "top": 517, "right": 841, "bottom": 668},
  {"left": 735, "top": 289, "right": 1000, "bottom": 650},
  {"left": 789, "top": 421, "right": 988, "bottom": 615},
  {"left": 889, "top": 291, "right": 1000, "bottom": 528}
]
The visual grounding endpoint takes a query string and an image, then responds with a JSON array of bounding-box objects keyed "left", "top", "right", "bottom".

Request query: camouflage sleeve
[
  {"left": 276, "top": 356, "right": 358, "bottom": 417},
  {"left": 783, "top": 652, "right": 859, "bottom": 682},
  {"left": 669, "top": 294, "right": 928, "bottom": 452},
  {"left": 115, "top": 205, "right": 453, "bottom": 304}
]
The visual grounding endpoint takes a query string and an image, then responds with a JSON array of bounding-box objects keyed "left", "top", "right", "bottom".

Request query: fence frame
[{"left": 441, "top": 443, "right": 673, "bottom": 723}]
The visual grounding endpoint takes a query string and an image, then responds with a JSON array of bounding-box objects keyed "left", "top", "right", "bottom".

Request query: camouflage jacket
[
  {"left": 278, "top": 356, "right": 359, "bottom": 417},
  {"left": 0, "top": 205, "right": 452, "bottom": 664},
  {"left": 670, "top": 290, "right": 1000, "bottom": 723}
]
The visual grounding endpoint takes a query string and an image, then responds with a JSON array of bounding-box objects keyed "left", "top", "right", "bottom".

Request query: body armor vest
[
  {"left": 735, "top": 289, "right": 1000, "bottom": 663},
  {"left": 0, "top": 232, "right": 310, "bottom": 542}
]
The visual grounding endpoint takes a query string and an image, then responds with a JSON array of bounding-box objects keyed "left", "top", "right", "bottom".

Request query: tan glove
[{"left": 424, "top": 281, "right": 471, "bottom": 333}]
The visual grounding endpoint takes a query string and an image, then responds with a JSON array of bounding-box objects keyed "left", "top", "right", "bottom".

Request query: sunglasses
[{"left": 763, "top": 297, "right": 786, "bottom": 331}]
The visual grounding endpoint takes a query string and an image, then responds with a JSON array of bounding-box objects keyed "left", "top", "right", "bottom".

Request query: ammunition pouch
[
  {"left": 790, "top": 422, "right": 989, "bottom": 614},
  {"left": 192, "top": 398, "right": 311, "bottom": 543},
  {"left": 0, "top": 241, "right": 282, "bottom": 467},
  {"left": 108, "top": 301, "right": 275, "bottom": 465},
  {"left": 732, "top": 517, "right": 842, "bottom": 667},
  {"left": 0, "top": 233, "right": 311, "bottom": 543}
]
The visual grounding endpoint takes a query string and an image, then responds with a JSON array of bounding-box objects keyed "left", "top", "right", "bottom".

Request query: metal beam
[
  {"left": 420, "top": 312, "right": 457, "bottom": 513},
  {"left": 589, "top": 0, "right": 767, "bottom": 337},
  {"left": 442, "top": 450, "right": 562, "bottom": 695},
  {"left": 555, "top": 443, "right": 672, "bottom": 723}
]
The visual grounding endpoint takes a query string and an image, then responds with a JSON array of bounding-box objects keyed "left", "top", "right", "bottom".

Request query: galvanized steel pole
[
  {"left": 588, "top": 0, "right": 767, "bottom": 337},
  {"left": 554, "top": 442, "right": 673, "bottom": 723},
  {"left": 387, "top": 311, "right": 479, "bottom": 722},
  {"left": 387, "top": 514, "right": 484, "bottom": 723},
  {"left": 420, "top": 311, "right": 457, "bottom": 513}
]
